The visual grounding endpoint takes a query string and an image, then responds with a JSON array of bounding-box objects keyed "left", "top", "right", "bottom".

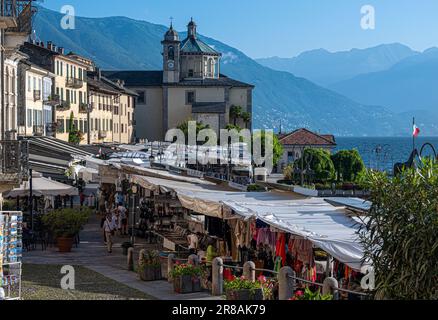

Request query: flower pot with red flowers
[
  {"left": 42, "top": 209, "right": 91, "bottom": 253},
  {"left": 170, "top": 264, "right": 204, "bottom": 294},
  {"left": 289, "top": 288, "right": 333, "bottom": 301}
]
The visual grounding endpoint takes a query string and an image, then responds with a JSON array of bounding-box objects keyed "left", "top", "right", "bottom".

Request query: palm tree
[
  {"left": 241, "top": 112, "right": 251, "bottom": 129},
  {"left": 229, "top": 105, "right": 242, "bottom": 126}
]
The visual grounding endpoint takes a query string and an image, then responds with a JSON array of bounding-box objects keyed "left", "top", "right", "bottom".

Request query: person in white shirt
[
  {"left": 187, "top": 233, "right": 199, "bottom": 255},
  {"left": 103, "top": 214, "right": 116, "bottom": 253}
]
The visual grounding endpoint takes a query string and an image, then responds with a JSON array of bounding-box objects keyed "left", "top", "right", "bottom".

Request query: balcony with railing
[
  {"left": 33, "top": 89, "right": 41, "bottom": 101},
  {"left": 0, "top": 140, "right": 29, "bottom": 191},
  {"left": 2, "top": 1, "right": 34, "bottom": 33},
  {"left": 79, "top": 103, "right": 90, "bottom": 114},
  {"left": 43, "top": 94, "right": 60, "bottom": 106},
  {"left": 56, "top": 100, "right": 71, "bottom": 111},
  {"left": 66, "top": 77, "right": 84, "bottom": 89}
]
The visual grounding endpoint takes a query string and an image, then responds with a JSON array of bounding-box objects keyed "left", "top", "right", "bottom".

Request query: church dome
[{"left": 164, "top": 26, "right": 179, "bottom": 42}]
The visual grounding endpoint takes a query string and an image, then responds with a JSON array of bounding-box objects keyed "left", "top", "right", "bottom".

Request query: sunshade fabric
[{"left": 6, "top": 173, "right": 78, "bottom": 197}]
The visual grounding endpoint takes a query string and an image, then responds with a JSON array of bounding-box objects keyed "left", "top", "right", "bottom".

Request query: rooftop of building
[
  {"left": 86, "top": 70, "right": 138, "bottom": 97},
  {"left": 102, "top": 70, "right": 254, "bottom": 88},
  {"left": 278, "top": 128, "right": 337, "bottom": 146},
  {"left": 180, "top": 36, "right": 221, "bottom": 56}
]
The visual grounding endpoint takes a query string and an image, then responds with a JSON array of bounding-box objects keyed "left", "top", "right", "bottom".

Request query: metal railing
[
  {"left": 43, "top": 94, "right": 60, "bottom": 106},
  {"left": 66, "top": 77, "right": 84, "bottom": 89},
  {"left": 79, "top": 103, "right": 90, "bottom": 113},
  {"left": 57, "top": 100, "right": 71, "bottom": 110}
]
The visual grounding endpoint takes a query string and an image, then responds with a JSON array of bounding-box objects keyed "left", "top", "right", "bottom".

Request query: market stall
[{"left": 127, "top": 169, "right": 370, "bottom": 297}]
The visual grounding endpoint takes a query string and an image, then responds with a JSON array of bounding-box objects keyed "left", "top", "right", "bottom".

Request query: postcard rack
[{"left": 0, "top": 212, "right": 23, "bottom": 301}]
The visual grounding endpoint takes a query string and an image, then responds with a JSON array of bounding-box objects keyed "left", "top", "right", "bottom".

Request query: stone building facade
[{"left": 104, "top": 19, "right": 254, "bottom": 142}]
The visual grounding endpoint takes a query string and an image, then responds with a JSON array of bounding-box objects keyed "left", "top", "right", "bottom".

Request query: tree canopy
[
  {"left": 299, "top": 148, "right": 335, "bottom": 182},
  {"left": 331, "top": 149, "right": 365, "bottom": 182}
]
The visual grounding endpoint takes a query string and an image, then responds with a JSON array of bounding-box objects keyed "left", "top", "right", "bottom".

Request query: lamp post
[
  {"left": 87, "top": 102, "right": 93, "bottom": 145},
  {"left": 130, "top": 184, "right": 138, "bottom": 246}
]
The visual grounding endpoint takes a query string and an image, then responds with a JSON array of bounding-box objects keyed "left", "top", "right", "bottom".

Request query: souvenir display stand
[{"left": 0, "top": 212, "right": 23, "bottom": 301}]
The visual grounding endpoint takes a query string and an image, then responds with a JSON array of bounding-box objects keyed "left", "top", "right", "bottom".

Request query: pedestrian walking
[
  {"left": 103, "top": 213, "right": 116, "bottom": 253},
  {"left": 118, "top": 203, "right": 128, "bottom": 236}
]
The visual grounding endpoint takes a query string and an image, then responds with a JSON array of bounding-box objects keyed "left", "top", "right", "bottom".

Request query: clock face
[{"left": 168, "top": 60, "right": 175, "bottom": 69}]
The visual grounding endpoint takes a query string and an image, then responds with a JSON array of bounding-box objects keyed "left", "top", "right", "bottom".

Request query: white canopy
[
  {"left": 130, "top": 173, "right": 368, "bottom": 272},
  {"left": 6, "top": 172, "right": 78, "bottom": 198},
  {"left": 225, "top": 198, "right": 368, "bottom": 272},
  {"left": 130, "top": 174, "right": 296, "bottom": 218}
]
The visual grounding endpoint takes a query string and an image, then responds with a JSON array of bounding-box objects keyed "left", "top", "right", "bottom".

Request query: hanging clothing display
[
  {"left": 289, "top": 238, "right": 315, "bottom": 267},
  {"left": 275, "top": 233, "right": 287, "bottom": 266}
]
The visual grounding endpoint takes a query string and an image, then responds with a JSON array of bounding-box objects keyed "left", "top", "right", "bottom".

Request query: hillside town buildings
[{"left": 19, "top": 42, "right": 136, "bottom": 145}]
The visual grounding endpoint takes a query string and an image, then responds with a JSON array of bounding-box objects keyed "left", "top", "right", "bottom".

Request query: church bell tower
[{"left": 162, "top": 22, "right": 180, "bottom": 83}]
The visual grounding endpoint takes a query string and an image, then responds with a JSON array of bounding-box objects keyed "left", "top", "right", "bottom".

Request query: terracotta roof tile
[{"left": 278, "top": 128, "right": 337, "bottom": 146}]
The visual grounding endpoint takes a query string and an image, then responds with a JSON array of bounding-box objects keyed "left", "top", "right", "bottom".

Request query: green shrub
[
  {"left": 360, "top": 159, "right": 438, "bottom": 300},
  {"left": 170, "top": 263, "right": 204, "bottom": 278},
  {"left": 42, "top": 208, "right": 91, "bottom": 238},
  {"left": 247, "top": 184, "right": 266, "bottom": 192}
]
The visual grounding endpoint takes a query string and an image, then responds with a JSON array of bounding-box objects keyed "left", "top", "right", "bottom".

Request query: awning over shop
[
  {"left": 5, "top": 172, "right": 78, "bottom": 198},
  {"left": 129, "top": 172, "right": 368, "bottom": 272},
  {"left": 225, "top": 198, "right": 368, "bottom": 272},
  {"left": 119, "top": 164, "right": 218, "bottom": 186}
]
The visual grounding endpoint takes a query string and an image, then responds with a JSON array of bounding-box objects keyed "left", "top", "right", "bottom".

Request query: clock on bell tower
[{"left": 162, "top": 22, "right": 180, "bottom": 84}]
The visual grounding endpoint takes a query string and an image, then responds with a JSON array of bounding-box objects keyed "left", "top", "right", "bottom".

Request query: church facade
[{"left": 104, "top": 19, "right": 254, "bottom": 142}]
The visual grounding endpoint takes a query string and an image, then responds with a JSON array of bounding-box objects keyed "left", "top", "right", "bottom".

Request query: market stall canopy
[
  {"left": 131, "top": 174, "right": 301, "bottom": 218},
  {"left": 5, "top": 172, "right": 79, "bottom": 198},
  {"left": 121, "top": 164, "right": 218, "bottom": 186},
  {"left": 225, "top": 198, "right": 369, "bottom": 273}
]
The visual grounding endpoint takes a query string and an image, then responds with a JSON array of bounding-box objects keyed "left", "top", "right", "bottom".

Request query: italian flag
[{"left": 413, "top": 124, "right": 420, "bottom": 137}]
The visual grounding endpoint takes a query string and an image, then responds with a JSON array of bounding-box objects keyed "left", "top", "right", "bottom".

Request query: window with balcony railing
[{"left": 66, "top": 77, "right": 84, "bottom": 89}]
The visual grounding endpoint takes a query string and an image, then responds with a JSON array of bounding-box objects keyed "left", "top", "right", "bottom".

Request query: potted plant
[
  {"left": 121, "top": 241, "right": 133, "bottom": 256},
  {"left": 42, "top": 208, "right": 90, "bottom": 253},
  {"left": 289, "top": 287, "right": 333, "bottom": 301},
  {"left": 170, "top": 263, "right": 204, "bottom": 294},
  {"left": 138, "top": 249, "right": 162, "bottom": 281},
  {"left": 224, "top": 276, "right": 265, "bottom": 301}
]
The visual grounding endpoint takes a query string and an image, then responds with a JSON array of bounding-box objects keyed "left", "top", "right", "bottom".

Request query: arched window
[{"left": 168, "top": 46, "right": 175, "bottom": 61}]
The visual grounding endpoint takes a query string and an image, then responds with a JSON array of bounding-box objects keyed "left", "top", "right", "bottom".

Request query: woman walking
[{"left": 103, "top": 213, "right": 116, "bottom": 253}]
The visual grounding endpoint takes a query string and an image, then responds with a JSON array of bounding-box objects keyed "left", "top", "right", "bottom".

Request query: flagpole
[{"left": 412, "top": 117, "right": 415, "bottom": 153}]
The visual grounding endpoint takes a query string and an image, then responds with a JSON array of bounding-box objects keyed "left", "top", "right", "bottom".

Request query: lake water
[{"left": 335, "top": 137, "right": 438, "bottom": 172}]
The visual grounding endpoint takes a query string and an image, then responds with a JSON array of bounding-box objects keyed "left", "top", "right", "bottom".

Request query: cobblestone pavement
[{"left": 23, "top": 214, "right": 219, "bottom": 300}]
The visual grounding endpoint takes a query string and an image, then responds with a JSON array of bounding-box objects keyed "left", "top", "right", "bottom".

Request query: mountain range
[
  {"left": 32, "top": 6, "right": 438, "bottom": 136},
  {"left": 256, "top": 44, "right": 418, "bottom": 87}
]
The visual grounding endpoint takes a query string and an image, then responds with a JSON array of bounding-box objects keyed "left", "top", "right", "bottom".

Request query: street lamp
[{"left": 130, "top": 184, "right": 138, "bottom": 246}]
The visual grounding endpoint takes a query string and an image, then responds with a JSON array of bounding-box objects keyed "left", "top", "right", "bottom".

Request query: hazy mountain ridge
[
  {"left": 32, "top": 6, "right": 437, "bottom": 136},
  {"left": 256, "top": 43, "right": 418, "bottom": 86},
  {"left": 329, "top": 48, "right": 438, "bottom": 114}
]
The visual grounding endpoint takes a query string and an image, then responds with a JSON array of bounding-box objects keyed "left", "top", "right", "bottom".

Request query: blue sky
[{"left": 41, "top": 0, "right": 438, "bottom": 58}]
